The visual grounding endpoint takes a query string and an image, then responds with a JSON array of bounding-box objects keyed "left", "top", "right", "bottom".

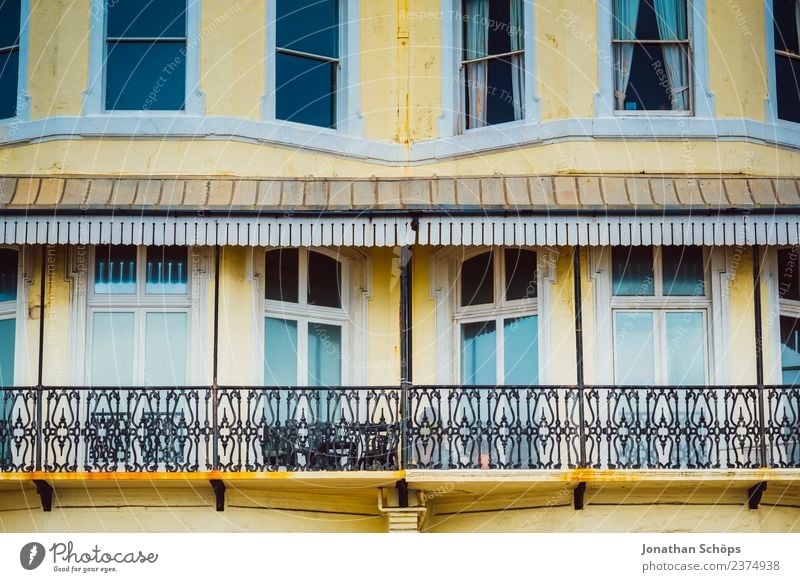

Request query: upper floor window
[
  {"left": 88, "top": 246, "right": 190, "bottom": 386},
  {"left": 610, "top": 246, "right": 707, "bottom": 385},
  {"left": 778, "top": 247, "right": 800, "bottom": 384},
  {"left": 613, "top": 0, "right": 691, "bottom": 112},
  {"left": 105, "top": 0, "right": 187, "bottom": 111},
  {"left": 264, "top": 248, "right": 346, "bottom": 387},
  {"left": 461, "top": 0, "right": 525, "bottom": 130},
  {"left": 275, "top": 0, "right": 340, "bottom": 128},
  {"left": 0, "top": 0, "right": 21, "bottom": 119},
  {"left": 773, "top": 0, "right": 800, "bottom": 123},
  {"left": 0, "top": 248, "right": 18, "bottom": 386},
  {"left": 457, "top": 248, "right": 538, "bottom": 385}
]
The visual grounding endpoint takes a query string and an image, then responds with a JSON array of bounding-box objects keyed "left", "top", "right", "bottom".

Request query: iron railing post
[
  {"left": 573, "top": 247, "right": 587, "bottom": 468},
  {"left": 399, "top": 244, "right": 413, "bottom": 470},
  {"left": 35, "top": 245, "right": 47, "bottom": 471},
  {"left": 752, "top": 245, "right": 768, "bottom": 468}
]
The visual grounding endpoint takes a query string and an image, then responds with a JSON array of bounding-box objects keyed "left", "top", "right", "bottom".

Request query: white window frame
[
  {"left": 262, "top": 0, "right": 363, "bottom": 136},
  {"left": 252, "top": 247, "right": 369, "bottom": 386},
  {"left": 83, "top": 0, "right": 204, "bottom": 116},
  {"left": 431, "top": 246, "right": 555, "bottom": 385},
  {"left": 595, "top": 0, "right": 714, "bottom": 119},
  {"left": 767, "top": 246, "right": 800, "bottom": 384},
  {"left": 590, "top": 246, "right": 730, "bottom": 386},
  {"left": 765, "top": 0, "right": 800, "bottom": 126},
  {"left": 439, "top": 0, "right": 538, "bottom": 138},
  {"left": 0, "top": 0, "right": 30, "bottom": 124},
  {"left": 83, "top": 246, "right": 197, "bottom": 386}
]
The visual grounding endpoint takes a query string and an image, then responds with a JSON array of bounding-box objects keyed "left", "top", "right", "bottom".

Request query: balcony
[{"left": 0, "top": 385, "right": 797, "bottom": 473}]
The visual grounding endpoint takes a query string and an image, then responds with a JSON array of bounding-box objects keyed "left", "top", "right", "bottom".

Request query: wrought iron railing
[{"left": 0, "top": 385, "right": 797, "bottom": 472}]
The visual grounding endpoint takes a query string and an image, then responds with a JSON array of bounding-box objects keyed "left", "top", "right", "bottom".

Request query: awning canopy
[{"left": 2, "top": 213, "right": 799, "bottom": 247}]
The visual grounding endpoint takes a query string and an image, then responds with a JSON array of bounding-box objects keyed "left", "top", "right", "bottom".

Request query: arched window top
[
  {"left": 0, "top": 248, "right": 18, "bottom": 302},
  {"left": 266, "top": 248, "right": 342, "bottom": 309},
  {"left": 460, "top": 248, "right": 537, "bottom": 307}
]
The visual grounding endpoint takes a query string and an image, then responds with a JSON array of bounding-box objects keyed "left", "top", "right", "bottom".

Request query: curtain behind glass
[
  {"left": 613, "top": 0, "right": 640, "bottom": 109},
  {"left": 509, "top": 0, "right": 525, "bottom": 120},
  {"left": 464, "top": 0, "right": 489, "bottom": 128},
  {"left": 654, "top": 0, "right": 689, "bottom": 110}
]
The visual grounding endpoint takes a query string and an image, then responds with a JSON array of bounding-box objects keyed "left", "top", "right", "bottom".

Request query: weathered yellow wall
[
  {"left": 707, "top": 0, "right": 767, "bottom": 120},
  {"left": 41, "top": 247, "right": 71, "bottom": 385},
  {"left": 361, "top": 0, "right": 398, "bottom": 141},
  {"left": 28, "top": 0, "right": 90, "bottom": 118},
  {"left": 201, "top": 0, "right": 266, "bottom": 119},
  {"left": 412, "top": 246, "right": 435, "bottom": 385},
  {"left": 217, "top": 247, "right": 256, "bottom": 384},
  {"left": 728, "top": 247, "right": 758, "bottom": 385},
  {"left": 407, "top": 0, "right": 441, "bottom": 142},
  {"left": 367, "top": 248, "right": 400, "bottom": 385},
  {"left": 5, "top": 140, "right": 800, "bottom": 178},
  {"left": 536, "top": 0, "right": 599, "bottom": 120},
  {"left": 548, "top": 247, "right": 577, "bottom": 384}
]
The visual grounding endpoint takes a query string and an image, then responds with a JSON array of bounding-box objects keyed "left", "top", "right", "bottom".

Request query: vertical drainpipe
[
  {"left": 573, "top": 247, "right": 587, "bottom": 468},
  {"left": 35, "top": 245, "right": 47, "bottom": 471},
  {"left": 752, "top": 245, "right": 767, "bottom": 468},
  {"left": 212, "top": 245, "right": 221, "bottom": 471},
  {"left": 399, "top": 242, "right": 413, "bottom": 482}
]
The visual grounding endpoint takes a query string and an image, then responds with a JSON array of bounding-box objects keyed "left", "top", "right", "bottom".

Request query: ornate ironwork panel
[
  {"left": 585, "top": 386, "right": 761, "bottom": 469},
  {"left": 216, "top": 387, "right": 401, "bottom": 471},
  {"left": 0, "top": 387, "right": 37, "bottom": 472},
  {"left": 406, "top": 386, "right": 579, "bottom": 469},
  {"left": 41, "top": 387, "right": 212, "bottom": 472},
  {"left": 766, "top": 386, "right": 800, "bottom": 468}
]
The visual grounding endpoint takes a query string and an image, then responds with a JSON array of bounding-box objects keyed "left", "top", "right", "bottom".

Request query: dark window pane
[
  {"left": 0, "top": 49, "right": 19, "bottom": 119},
  {"left": 612, "top": 247, "right": 655, "bottom": 296},
  {"left": 780, "top": 316, "right": 800, "bottom": 385},
  {"left": 106, "top": 41, "right": 186, "bottom": 110},
  {"left": 774, "top": 0, "right": 800, "bottom": 54},
  {"left": 778, "top": 247, "right": 800, "bottom": 301},
  {"left": 0, "top": 0, "right": 20, "bottom": 48},
  {"left": 776, "top": 55, "right": 800, "bottom": 123},
  {"left": 276, "top": 52, "right": 336, "bottom": 128},
  {"left": 624, "top": 44, "right": 689, "bottom": 111},
  {"left": 266, "top": 249, "right": 299, "bottom": 303},
  {"left": 276, "top": 0, "right": 338, "bottom": 58},
  {"left": 634, "top": 0, "right": 687, "bottom": 41},
  {"left": 107, "top": 0, "right": 186, "bottom": 38},
  {"left": 0, "top": 248, "right": 18, "bottom": 301},
  {"left": 461, "top": 252, "right": 494, "bottom": 306},
  {"left": 485, "top": 57, "right": 516, "bottom": 125},
  {"left": 505, "top": 249, "right": 537, "bottom": 300},
  {"left": 145, "top": 246, "right": 188, "bottom": 294},
  {"left": 486, "top": 0, "right": 511, "bottom": 55},
  {"left": 662, "top": 246, "right": 705, "bottom": 296},
  {"left": 95, "top": 246, "right": 137, "bottom": 294},
  {"left": 307, "top": 251, "right": 341, "bottom": 308}
]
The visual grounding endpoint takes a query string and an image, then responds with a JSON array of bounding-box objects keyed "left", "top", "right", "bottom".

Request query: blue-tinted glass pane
[
  {"left": 276, "top": 0, "right": 338, "bottom": 58},
  {"left": 0, "top": 0, "right": 20, "bottom": 48},
  {"left": 144, "top": 312, "right": 187, "bottom": 386},
  {"left": 461, "top": 252, "right": 494, "bottom": 306},
  {"left": 461, "top": 321, "right": 496, "bottom": 385},
  {"left": 265, "top": 317, "right": 298, "bottom": 386},
  {"left": 0, "top": 249, "right": 17, "bottom": 301},
  {"left": 666, "top": 312, "right": 706, "bottom": 385},
  {"left": 781, "top": 317, "right": 800, "bottom": 385},
  {"left": 95, "top": 246, "right": 137, "bottom": 294},
  {"left": 107, "top": 0, "right": 186, "bottom": 38},
  {"left": 276, "top": 52, "right": 336, "bottom": 128},
  {"left": 307, "top": 251, "right": 341, "bottom": 308},
  {"left": 612, "top": 247, "right": 654, "bottom": 296},
  {"left": 0, "top": 49, "right": 19, "bottom": 119},
  {"left": 504, "top": 316, "right": 538, "bottom": 385},
  {"left": 504, "top": 249, "right": 537, "bottom": 300},
  {"left": 0, "top": 318, "right": 14, "bottom": 387},
  {"left": 308, "top": 322, "right": 341, "bottom": 386},
  {"left": 663, "top": 247, "right": 705, "bottom": 296},
  {"left": 90, "top": 312, "right": 134, "bottom": 386},
  {"left": 106, "top": 41, "right": 186, "bottom": 110},
  {"left": 145, "top": 247, "right": 188, "bottom": 294},
  {"left": 266, "top": 249, "right": 299, "bottom": 303},
  {"left": 614, "top": 312, "right": 655, "bottom": 385}
]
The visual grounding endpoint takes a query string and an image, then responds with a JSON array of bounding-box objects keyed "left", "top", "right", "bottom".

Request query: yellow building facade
[{"left": 0, "top": 0, "right": 799, "bottom": 532}]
